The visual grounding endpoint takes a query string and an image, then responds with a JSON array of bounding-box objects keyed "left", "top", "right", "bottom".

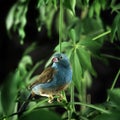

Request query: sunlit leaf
[
  {"left": 63, "top": 0, "right": 76, "bottom": 15},
  {"left": 6, "top": 4, "right": 17, "bottom": 31},
  {"left": 94, "top": 1, "right": 101, "bottom": 17}
]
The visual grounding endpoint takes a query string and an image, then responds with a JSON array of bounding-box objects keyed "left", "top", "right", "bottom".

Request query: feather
[{"left": 29, "top": 67, "right": 56, "bottom": 88}]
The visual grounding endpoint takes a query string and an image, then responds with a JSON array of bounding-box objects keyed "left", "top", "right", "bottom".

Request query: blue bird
[
  {"left": 19, "top": 53, "right": 72, "bottom": 113},
  {"left": 31, "top": 53, "right": 72, "bottom": 103}
]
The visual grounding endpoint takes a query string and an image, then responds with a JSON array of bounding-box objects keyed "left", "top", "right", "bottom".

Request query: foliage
[{"left": 1, "top": 0, "right": 120, "bottom": 120}]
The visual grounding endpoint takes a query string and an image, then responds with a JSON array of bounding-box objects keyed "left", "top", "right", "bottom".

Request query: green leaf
[
  {"left": 26, "top": 60, "right": 44, "bottom": 84},
  {"left": 83, "top": 71, "right": 92, "bottom": 88},
  {"left": 69, "top": 29, "right": 76, "bottom": 44},
  {"left": 101, "top": 0, "right": 106, "bottom": 9},
  {"left": 6, "top": 0, "right": 29, "bottom": 44},
  {"left": 18, "top": 55, "right": 33, "bottom": 78},
  {"left": 94, "top": 1, "right": 101, "bottom": 17},
  {"left": 111, "top": 13, "right": 120, "bottom": 42},
  {"left": 63, "top": 0, "right": 76, "bottom": 15},
  {"left": 89, "top": 6, "right": 94, "bottom": 18},
  {"left": 20, "top": 109, "right": 62, "bottom": 120},
  {"left": 23, "top": 42, "right": 37, "bottom": 55},
  {"left": 79, "top": 38, "right": 102, "bottom": 55},
  {"left": 82, "top": 18, "right": 104, "bottom": 38},
  {"left": 54, "top": 42, "right": 72, "bottom": 52},
  {"left": 6, "top": 4, "right": 17, "bottom": 31},
  {"left": 36, "top": 0, "right": 46, "bottom": 31},
  {"left": 1, "top": 73, "right": 18, "bottom": 115},
  {"left": 112, "top": 3, "right": 120, "bottom": 12},
  {"left": 93, "top": 112, "right": 120, "bottom": 120},
  {"left": 70, "top": 50, "right": 82, "bottom": 92},
  {"left": 77, "top": 46, "right": 96, "bottom": 75},
  {"left": 108, "top": 89, "right": 120, "bottom": 108}
]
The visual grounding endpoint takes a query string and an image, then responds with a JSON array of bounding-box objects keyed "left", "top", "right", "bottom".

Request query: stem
[
  {"left": 110, "top": 69, "right": 120, "bottom": 90},
  {"left": 67, "top": 83, "right": 75, "bottom": 120},
  {"left": 101, "top": 54, "right": 120, "bottom": 61},
  {"left": 107, "top": 69, "right": 120, "bottom": 101},
  {"left": 92, "top": 30, "right": 111, "bottom": 41},
  {"left": 68, "top": 110, "right": 72, "bottom": 120},
  {"left": 80, "top": 78, "right": 87, "bottom": 112},
  {"left": 59, "top": 0, "right": 63, "bottom": 53},
  {"left": 70, "top": 102, "right": 110, "bottom": 114},
  {"left": 70, "top": 83, "right": 75, "bottom": 112}
]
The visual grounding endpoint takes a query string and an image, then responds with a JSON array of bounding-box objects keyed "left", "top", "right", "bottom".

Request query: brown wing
[{"left": 29, "top": 67, "right": 56, "bottom": 88}]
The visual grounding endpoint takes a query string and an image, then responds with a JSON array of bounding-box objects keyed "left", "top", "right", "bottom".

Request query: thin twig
[
  {"left": 92, "top": 30, "right": 111, "bottom": 41},
  {"left": 101, "top": 53, "right": 120, "bottom": 61},
  {"left": 107, "top": 69, "right": 120, "bottom": 101}
]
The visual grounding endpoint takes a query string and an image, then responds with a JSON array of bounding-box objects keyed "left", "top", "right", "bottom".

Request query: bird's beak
[{"left": 52, "top": 57, "right": 59, "bottom": 63}]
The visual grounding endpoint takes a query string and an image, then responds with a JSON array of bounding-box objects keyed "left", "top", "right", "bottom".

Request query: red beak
[{"left": 52, "top": 57, "right": 58, "bottom": 63}]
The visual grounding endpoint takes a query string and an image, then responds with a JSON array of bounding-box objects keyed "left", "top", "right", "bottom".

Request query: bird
[{"left": 18, "top": 53, "right": 72, "bottom": 113}]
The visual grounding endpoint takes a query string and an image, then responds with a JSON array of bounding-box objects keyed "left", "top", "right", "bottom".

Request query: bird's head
[{"left": 52, "top": 53, "right": 70, "bottom": 68}]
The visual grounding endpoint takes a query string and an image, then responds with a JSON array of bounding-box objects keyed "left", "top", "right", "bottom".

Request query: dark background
[{"left": 0, "top": 0, "right": 120, "bottom": 104}]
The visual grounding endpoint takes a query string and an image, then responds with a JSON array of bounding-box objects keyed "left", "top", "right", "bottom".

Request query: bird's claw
[
  {"left": 48, "top": 95, "right": 54, "bottom": 103},
  {"left": 48, "top": 94, "right": 64, "bottom": 103},
  {"left": 57, "top": 94, "right": 63, "bottom": 102}
]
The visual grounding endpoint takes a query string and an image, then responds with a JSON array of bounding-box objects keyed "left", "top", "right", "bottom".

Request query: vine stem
[{"left": 59, "top": 0, "right": 63, "bottom": 53}]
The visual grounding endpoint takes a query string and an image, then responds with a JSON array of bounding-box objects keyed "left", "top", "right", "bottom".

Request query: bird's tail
[{"left": 18, "top": 93, "right": 33, "bottom": 114}]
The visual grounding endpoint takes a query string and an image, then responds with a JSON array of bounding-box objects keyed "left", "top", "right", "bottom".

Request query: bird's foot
[
  {"left": 57, "top": 94, "right": 63, "bottom": 102},
  {"left": 48, "top": 95, "right": 54, "bottom": 103}
]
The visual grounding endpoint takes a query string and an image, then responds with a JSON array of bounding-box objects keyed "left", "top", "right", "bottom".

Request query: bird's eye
[{"left": 59, "top": 56, "right": 63, "bottom": 59}]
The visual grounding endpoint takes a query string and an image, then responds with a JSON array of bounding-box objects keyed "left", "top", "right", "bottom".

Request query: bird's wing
[{"left": 29, "top": 67, "right": 56, "bottom": 88}]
